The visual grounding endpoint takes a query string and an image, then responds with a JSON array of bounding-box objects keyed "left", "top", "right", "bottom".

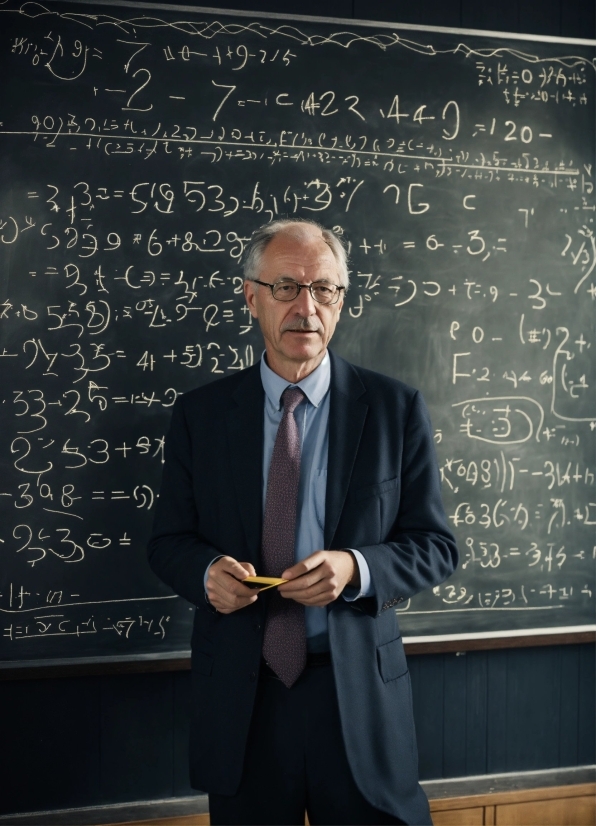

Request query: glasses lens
[
  {"left": 272, "top": 282, "right": 299, "bottom": 301},
  {"left": 270, "top": 281, "right": 340, "bottom": 303},
  {"left": 311, "top": 284, "right": 338, "bottom": 304}
]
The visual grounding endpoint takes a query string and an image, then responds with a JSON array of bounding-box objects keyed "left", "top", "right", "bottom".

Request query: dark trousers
[{"left": 209, "top": 659, "right": 405, "bottom": 826}]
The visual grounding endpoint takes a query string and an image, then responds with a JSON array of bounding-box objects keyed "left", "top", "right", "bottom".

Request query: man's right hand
[{"left": 205, "top": 556, "right": 259, "bottom": 614}]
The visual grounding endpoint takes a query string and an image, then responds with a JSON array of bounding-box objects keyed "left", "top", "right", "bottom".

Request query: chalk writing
[{"left": 0, "top": 3, "right": 594, "bottom": 657}]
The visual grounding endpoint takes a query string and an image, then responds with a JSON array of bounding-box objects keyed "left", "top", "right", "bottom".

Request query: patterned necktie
[{"left": 262, "top": 386, "right": 307, "bottom": 688}]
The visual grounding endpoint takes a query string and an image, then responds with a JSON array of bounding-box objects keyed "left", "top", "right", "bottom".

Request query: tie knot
[{"left": 282, "top": 386, "right": 305, "bottom": 415}]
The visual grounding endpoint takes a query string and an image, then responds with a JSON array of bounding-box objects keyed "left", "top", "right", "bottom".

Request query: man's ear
[{"left": 243, "top": 279, "right": 259, "bottom": 319}]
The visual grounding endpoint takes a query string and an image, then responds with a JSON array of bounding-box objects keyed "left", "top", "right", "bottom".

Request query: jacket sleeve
[
  {"left": 147, "top": 397, "right": 220, "bottom": 611},
  {"left": 354, "top": 390, "right": 458, "bottom": 616}
]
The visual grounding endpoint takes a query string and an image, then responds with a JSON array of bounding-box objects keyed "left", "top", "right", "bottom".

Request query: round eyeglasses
[{"left": 252, "top": 279, "right": 345, "bottom": 305}]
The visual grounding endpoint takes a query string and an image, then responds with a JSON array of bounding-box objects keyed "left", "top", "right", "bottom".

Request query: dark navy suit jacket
[{"left": 148, "top": 351, "right": 458, "bottom": 825}]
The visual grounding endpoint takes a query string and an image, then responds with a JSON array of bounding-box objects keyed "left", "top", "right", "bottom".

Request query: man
[{"left": 148, "top": 219, "right": 458, "bottom": 825}]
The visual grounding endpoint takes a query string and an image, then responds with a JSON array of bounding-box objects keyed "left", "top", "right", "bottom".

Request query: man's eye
[
  {"left": 314, "top": 285, "right": 333, "bottom": 295},
  {"left": 277, "top": 284, "right": 295, "bottom": 293}
]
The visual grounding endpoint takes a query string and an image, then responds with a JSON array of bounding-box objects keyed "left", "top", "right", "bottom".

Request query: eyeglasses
[{"left": 252, "top": 279, "right": 345, "bottom": 305}]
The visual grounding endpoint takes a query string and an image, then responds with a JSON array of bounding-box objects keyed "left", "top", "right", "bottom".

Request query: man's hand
[
  {"left": 277, "top": 551, "right": 359, "bottom": 607},
  {"left": 206, "top": 557, "right": 258, "bottom": 614}
]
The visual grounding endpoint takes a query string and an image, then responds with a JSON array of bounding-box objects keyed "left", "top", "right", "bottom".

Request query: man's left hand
[{"left": 278, "top": 551, "right": 359, "bottom": 606}]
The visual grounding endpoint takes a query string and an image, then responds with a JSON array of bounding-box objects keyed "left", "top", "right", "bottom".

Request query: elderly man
[{"left": 148, "top": 219, "right": 458, "bottom": 825}]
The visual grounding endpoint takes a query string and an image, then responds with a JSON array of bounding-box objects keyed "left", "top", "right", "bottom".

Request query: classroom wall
[
  {"left": 0, "top": 0, "right": 594, "bottom": 817},
  {"left": 0, "top": 645, "right": 594, "bottom": 813}
]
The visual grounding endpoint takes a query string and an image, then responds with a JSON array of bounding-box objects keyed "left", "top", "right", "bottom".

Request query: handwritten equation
[{"left": 0, "top": 2, "right": 594, "bottom": 654}]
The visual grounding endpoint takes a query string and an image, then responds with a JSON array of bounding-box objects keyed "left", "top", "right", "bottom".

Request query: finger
[
  {"left": 286, "top": 589, "right": 335, "bottom": 606},
  {"left": 282, "top": 551, "right": 326, "bottom": 580},
  {"left": 210, "top": 562, "right": 257, "bottom": 594},
  {"left": 280, "top": 579, "right": 333, "bottom": 602},
  {"left": 208, "top": 584, "right": 258, "bottom": 611},
  {"left": 221, "top": 576, "right": 257, "bottom": 598},
  {"left": 278, "top": 570, "right": 323, "bottom": 593},
  {"left": 214, "top": 556, "right": 256, "bottom": 583},
  {"left": 209, "top": 575, "right": 257, "bottom": 604}
]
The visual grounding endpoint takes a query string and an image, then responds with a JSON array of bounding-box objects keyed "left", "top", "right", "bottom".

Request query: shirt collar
[{"left": 260, "top": 351, "right": 331, "bottom": 411}]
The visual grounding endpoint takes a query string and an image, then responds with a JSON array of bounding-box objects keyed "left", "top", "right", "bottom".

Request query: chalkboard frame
[
  {"left": 1, "top": 0, "right": 594, "bottom": 675},
  {"left": 0, "top": 627, "right": 594, "bottom": 680},
  {"left": 45, "top": 0, "right": 596, "bottom": 47}
]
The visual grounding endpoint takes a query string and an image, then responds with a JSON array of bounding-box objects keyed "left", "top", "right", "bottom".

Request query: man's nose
[{"left": 295, "top": 285, "right": 317, "bottom": 314}]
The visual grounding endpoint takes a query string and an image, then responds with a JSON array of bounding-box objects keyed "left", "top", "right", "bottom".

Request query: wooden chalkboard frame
[
  {"left": 49, "top": 0, "right": 596, "bottom": 47},
  {"left": 0, "top": 627, "right": 594, "bottom": 679},
  {"left": 0, "top": 0, "right": 594, "bottom": 675}
]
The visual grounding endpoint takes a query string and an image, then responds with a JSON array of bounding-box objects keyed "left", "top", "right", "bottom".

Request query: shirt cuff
[{"left": 342, "top": 549, "right": 375, "bottom": 601}]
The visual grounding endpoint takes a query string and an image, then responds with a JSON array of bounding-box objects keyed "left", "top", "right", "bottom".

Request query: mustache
[{"left": 282, "top": 318, "right": 323, "bottom": 333}]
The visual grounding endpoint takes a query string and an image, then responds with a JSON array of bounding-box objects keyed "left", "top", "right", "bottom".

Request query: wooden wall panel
[
  {"left": 173, "top": 672, "right": 194, "bottom": 796},
  {"left": 410, "top": 654, "right": 444, "bottom": 779},
  {"left": 465, "top": 651, "right": 488, "bottom": 775},
  {"left": 431, "top": 808, "right": 485, "bottom": 826},
  {"left": 352, "top": 0, "right": 462, "bottom": 26},
  {"left": 442, "top": 654, "right": 468, "bottom": 776},
  {"left": 486, "top": 650, "right": 509, "bottom": 775},
  {"left": 0, "top": 676, "right": 100, "bottom": 813},
  {"left": 99, "top": 674, "right": 174, "bottom": 803},
  {"left": 495, "top": 795, "right": 596, "bottom": 825},
  {"left": 460, "top": 0, "right": 519, "bottom": 33},
  {"left": 560, "top": 0, "right": 596, "bottom": 38},
  {"left": 518, "top": 0, "right": 562, "bottom": 35},
  {"left": 429, "top": 784, "right": 596, "bottom": 826},
  {"left": 506, "top": 648, "right": 562, "bottom": 771},
  {"left": 578, "top": 645, "right": 596, "bottom": 766},
  {"left": 559, "top": 645, "right": 580, "bottom": 766}
]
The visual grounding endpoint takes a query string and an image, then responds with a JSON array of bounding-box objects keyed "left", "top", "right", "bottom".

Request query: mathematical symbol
[
  {"left": 359, "top": 239, "right": 370, "bottom": 254},
  {"left": 164, "top": 350, "right": 177, "bottom": 362},
  {"left": 119, "top": 533, "right": 131, "bottom": 546},
  {"left": 115, "top": 442, "right": 131, "bottom": 458}
]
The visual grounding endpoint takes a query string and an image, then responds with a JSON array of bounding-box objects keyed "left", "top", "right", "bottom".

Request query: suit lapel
[
  {"left": 225, "top": 365, "right": 264, "bottom": 561},
  {"left": 325, "top": 352, "right": 368, "bottom": 548}
]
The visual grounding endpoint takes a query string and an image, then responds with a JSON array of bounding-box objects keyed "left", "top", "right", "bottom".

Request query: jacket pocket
[
  {"left": 377, "top": 636, "right": 408, "bottom": 682},
  {"left": 354, "top": 476, "right": 399, "bottom": 502}
]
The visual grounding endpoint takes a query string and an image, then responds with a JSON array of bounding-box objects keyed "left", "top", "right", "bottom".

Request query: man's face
[{"left": 244, "top": 227, "right": 344, "bottom": 379}]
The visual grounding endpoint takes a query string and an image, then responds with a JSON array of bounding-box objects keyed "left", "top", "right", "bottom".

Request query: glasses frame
[{"left": 252, "top": 279, "right": 345, "bottom": 305}]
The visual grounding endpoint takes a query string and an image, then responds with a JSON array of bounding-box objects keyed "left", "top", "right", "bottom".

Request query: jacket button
[
  {"left": 249, "top": 671, "right": 256, "bottom": 681},
  {"left": 254, "top": 623, "right": 261, "bottom": 631}
]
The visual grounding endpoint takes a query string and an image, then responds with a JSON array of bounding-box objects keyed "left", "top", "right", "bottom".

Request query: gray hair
[{"left": 242, "top": 219, "right": 349, "bottom": 290}]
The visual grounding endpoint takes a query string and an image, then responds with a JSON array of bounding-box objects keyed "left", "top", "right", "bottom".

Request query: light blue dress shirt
[
  {"left": 204, "top": 351, "right": 374, "bottom": 653},
  {"left": 260, "top": 352, "right": 373, "bottom": 652}
]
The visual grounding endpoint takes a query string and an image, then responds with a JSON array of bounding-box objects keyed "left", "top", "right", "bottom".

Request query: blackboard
[{"left": 0, "top": 0, "right": 594, "bottom": 667}]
